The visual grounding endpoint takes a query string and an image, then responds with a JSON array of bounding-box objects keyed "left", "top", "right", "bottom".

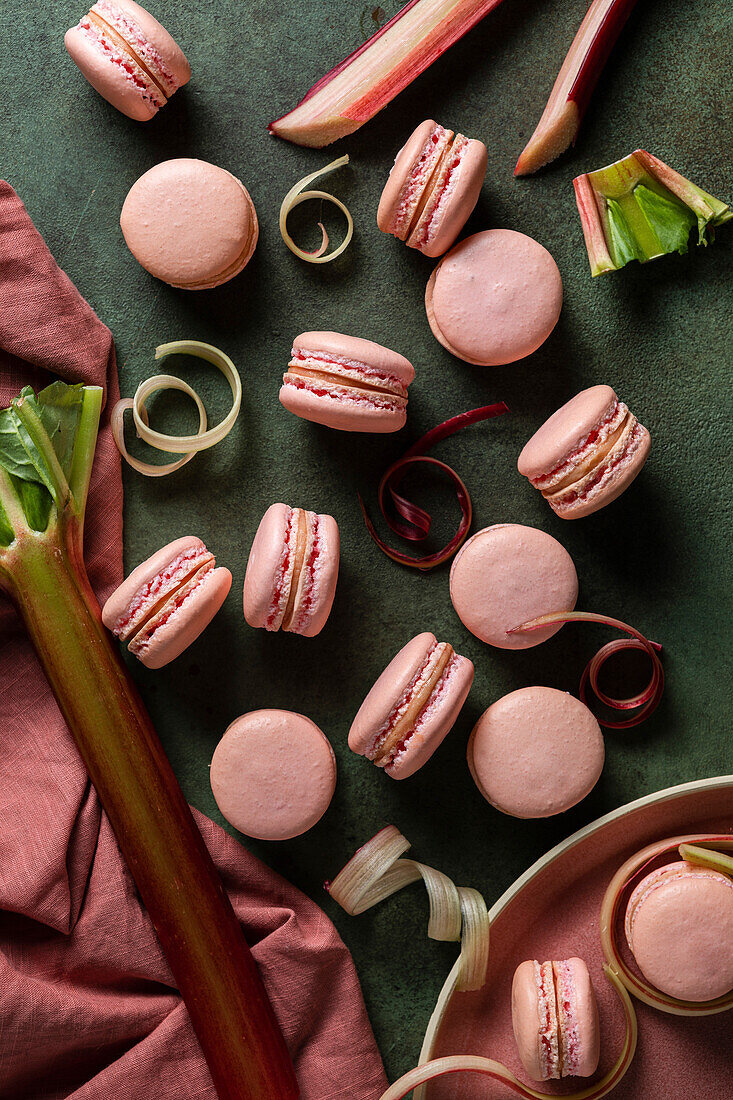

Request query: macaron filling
[
  {"left": 529, "top": 398, "right": 628, "bottom": 492},
  {"left": 548, "top": 417, "right": 648, "bottom": 512},
  {"left": 129, "top": 559, "right": 215, "bottom": 657},
  {"left": 110, "top": 541, "right": 214, "bottom": 640},
  {"left": 535, "top": 961, "right": 561, "bottom": 1080},
  {"left": 76, "top": 12, "right": 167, "bottom": 108},
  {"left": 389, "top": 123, "right": 453, "bottom": 239},
  {"left": 366, "top": 641, "right": 456, "bottom": 769},
  {"left": 554, "top": 960, "right": 581, "bottom": 1076},
  {"left": 283, "top": 346, "right": 408, "bottom": 411},
  {"left": 265, "top": 507, "right": 325, "bottom": 634},
  {"left": 91, "top": 2, "right": 180, "bottom": 96},
  {"left": 409, "top": 134, "right": 471, "bottom": 250}
]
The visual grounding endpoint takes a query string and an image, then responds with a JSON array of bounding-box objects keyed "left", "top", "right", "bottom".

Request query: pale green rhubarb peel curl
[{"left": 574, "top": 149, "right": 731, "bottom": 276}]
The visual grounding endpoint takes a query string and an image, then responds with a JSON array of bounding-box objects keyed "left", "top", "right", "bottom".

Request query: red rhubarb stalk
[
  {"left": 0, "top": 384, "right": 298, "bottom": 1100},
  {"left": 269, "top": 0, "right": 507, "bottom": 147},
  {"left": 515, "top": 0, "right": 639, "bottom": 176}
]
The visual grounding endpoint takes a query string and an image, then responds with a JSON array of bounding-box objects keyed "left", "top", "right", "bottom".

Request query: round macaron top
[
  {"left": 625, "top": 860, "right": 733, "bottom": 1002},
  {"left": 291, "top": 331, "right": 416, "bottom": 387},
  {"left": 518, "top": 385, "right": 619, "bottom": 481},
  {"left": 468, "top": 687, "right": 604, "bottom": 818},
  {"left": 210, "top": 710, "right": 337, "bottom": 841},
  {"left": 449, "top": 523, "right": 578, "bottom": 649},
  {"left": 120, "top": 159, "right": 258, "bottom": 288},
  {"left": 425, "top": 229, "right": 563, "bottom": 365}
]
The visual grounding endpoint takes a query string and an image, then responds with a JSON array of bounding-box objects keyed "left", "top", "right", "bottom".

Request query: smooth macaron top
[
  {"left": 512, "top": 957, "right": 600, "bottom": 1080},
  {"left": 625, "top": 860, "right": 733, "bottom": 1001},
  {"left": 348, "top": 631, "right": 474, "bottom": 779},
  {"left": 425, "top": 229, "right": 563, "bottom": 365},
  {"left": 120, "top": 159, "right": 258, "bottom": 288},
  {"left": 468, "top": 687, "right": 605, "bottom": 818},
  {"left": 210, "top": 710, "right": 337, "bottom": 841},
  {"left": 65, "top": 1, "right": 190, "bottom": 121},
  {"left": 518, "top": 386, "right": 619, "bottom": 482},
  {"left": 449, "top": 523, "right": 578, "bottom": 649}
]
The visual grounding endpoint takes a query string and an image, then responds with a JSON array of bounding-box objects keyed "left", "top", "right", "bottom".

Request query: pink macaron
[
  {"left": 625, "top": 860, "right": 733, "bottom": 1002},
  {"left": 120, "top": 159, "right": 259, "bottom": 288},
  {"left": 468, "top": 687, "right": 605, "bottom": 818},
  {"left": 518, "top": 384, "right": 651, "bottom": 519},
  {"left": 425, "top": 229, "right": 563, "bottom": 365},
  {"left": 210, "top": 710, "right": 337, "bottom": 841},
  {"left": 243, "top": 503, "right": 339, "bottom": 637},
  {"left": 280, "top": 331, "right": 415, "bottom": 433},
  {"left": 377, "top": 119, "right": 488, "bottom": 258},
  {"left": 65, "top": 1, "right": 190, "bottom": 121},
  {"left": 512, "top": 957, "right": 600, "bottom": 1080},
  {"left": 102, "top": 535, "right": 231, "bottom": 668},
  {"left": 348, "top": 632, "right": 474, "bottom": 780},
  {"left": 449, "top": 523, "right": 578, "bottom": 649}
]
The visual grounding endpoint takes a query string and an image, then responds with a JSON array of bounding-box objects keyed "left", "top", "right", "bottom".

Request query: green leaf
[
  {"left": 0, "top": 405, "right": 47, "bottom": 485},
  {"left": 633, "top": 184, "right": 696, "bottom": 255},
  {"left": 605, "top": 199, "right": 642, "bottom": 269},
  {"left": 11, "top": 474, "right": 52, "bottom": 532},
  {"left": 0, "top": 499, "right": 14, "bottom": 546},
  {"left": 35, "top": 382, "right": 85, "bottom": 478}
]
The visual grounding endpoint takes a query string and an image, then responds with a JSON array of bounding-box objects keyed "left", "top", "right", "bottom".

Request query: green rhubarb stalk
[
  {"left": 0, "top": 383, "right": 299, "bottom": 1100},
  {"left": 573, "top": 149, "right": 732, "bottom": 276}
]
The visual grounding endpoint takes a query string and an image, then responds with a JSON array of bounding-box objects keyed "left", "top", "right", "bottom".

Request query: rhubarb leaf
[
  {"left": 605, "top": 199, "right": 641, "bottom": 268},
  {"left": 0, "top": 405, "right": 49, "bottom": 486},
  {"left": 11, "top": 475, "right": 52, "bottom": 532},
  {"left": 0, "top": 500, "right": 14, "bottom": 546},
  {"left": 633, "top": 184, "right": 696, "bottom": 255},
  {"left": 34, "top": 381, "right": 85, "bottom": 478}
]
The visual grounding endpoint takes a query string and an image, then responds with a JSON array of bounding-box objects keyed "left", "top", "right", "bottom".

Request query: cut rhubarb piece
[
  {"left": 573, "top": 149, "right": 731, "bottom": 276},
  {"left": 269, "top": 0, "right": 506, "bottom": 148},
  {"left": 515, "top": 0, "right": 639, "bottom": 176}
]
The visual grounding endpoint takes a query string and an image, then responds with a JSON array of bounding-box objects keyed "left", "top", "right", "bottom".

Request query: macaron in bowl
[
  {"left": 518, "top": 384, "right": 651, "bottom": 519},
  {"left": 243, "top": 503, "right": 339, "bottom": 637},
  {"left": 377, "top": 119, "right": 488, "bottom": 258},
  {"left": 468, "top": 687, "right": 605, "bottom": 818},
  {"left": 120, "top": 159, "right": 259, "bottom": 288},
  {"left": 425, "top": 229, "right": 563, "bottom": 365},
  {"left": 65, "top": 1, "right": 190, "bottom": 121},
  {"left": 280, "top": 331, "right": 415, "bottom": 433},
  {"left": 512, "top": 957, "right": 600, "bottom": 1080},
  {"left": 625, "top": 860, "right": 733, "bottom": 1002},
  {"left": 349, "top": 631, "right": 474, "bottom": 780},
  {"left": 449, "top": 523, "right": 578, "bottom": 649},
  {"left": 102, "top": 536, "right": 231, "bottom": 668}
]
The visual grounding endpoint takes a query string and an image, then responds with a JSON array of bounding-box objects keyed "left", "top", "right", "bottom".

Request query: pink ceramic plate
[{"left": 419, "top": 776, "right": 733, "bottom": 1099}]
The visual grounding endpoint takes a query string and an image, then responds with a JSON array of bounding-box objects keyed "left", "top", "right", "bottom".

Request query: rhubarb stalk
[
  {"left": 515, "top": 0, "right": 639, "bottom": 176},
  {"left": 269, "top": 0, "right": 506, "bottom": 148},
  {"left": 0, "top": 383, "right": 298, "bottom": 1100}
]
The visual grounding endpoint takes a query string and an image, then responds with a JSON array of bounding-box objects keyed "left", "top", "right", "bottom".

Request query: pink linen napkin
[{"left": 0, "top": 181, "right": 387, "bottom": 1100}]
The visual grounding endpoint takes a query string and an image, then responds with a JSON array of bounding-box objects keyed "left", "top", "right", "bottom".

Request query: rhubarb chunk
[{"left": 573, "top": 150, "right": 731, "bottom": 276}]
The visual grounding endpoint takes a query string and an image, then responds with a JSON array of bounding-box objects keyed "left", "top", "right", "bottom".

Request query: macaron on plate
[
  {"left": 512, "top": 957, "right": 600, "bottom": 1080},
  {"left": 414, "top": 776, "right": 733, "bottom": 1099}
]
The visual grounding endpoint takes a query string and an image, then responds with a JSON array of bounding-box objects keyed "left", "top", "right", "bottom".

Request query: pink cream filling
[
  {"left": 93, "top": 1, "right": 180, "bottom": 93},
  {"left": 266, "top": 508, "right": 296, "bottom": 629},
  {"left": 290, "top": 514, "right": 322, "bottom": 633},
  {"left": 555, "top": 961, "right": 579, "bottom": 1076},
  {"left": 555, "top": 420, "right": 644, "bottom": 508},
  {"left": 129, "top": 561, "right": 214, "bottom": 653},
  {"left": 530, "top": 402, "right": 625, "bottom": 490},
  {"left": 368, "top": 643, "right": 457, "bottom": 768},
  {"left": 290, "top": 347, "right": 407, "bottom": 396},
  {"left": 79, "top": 17, "right": 165, "bottom": 106},
  {"left": 283, "top": 375, "right": 404, "bottom": 411},
  {"left": 413, "top": 142, "right": 468, "bottom": 246},
  {"left": 386, "top": 654, "right": 461, "bottom": 770},
  {"left": 393, "top": 126, "right": 447, "bottom": 234},
  {"left": 113, "top": 546, "right": 210, "bottom": 636},
  {"left": 536, "top": 962, "right": 558, "bottom": 1080}
]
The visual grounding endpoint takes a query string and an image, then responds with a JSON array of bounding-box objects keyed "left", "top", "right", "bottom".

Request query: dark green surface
[{"left": 2, "top": 0, "right": 732, "bottom": 1083}]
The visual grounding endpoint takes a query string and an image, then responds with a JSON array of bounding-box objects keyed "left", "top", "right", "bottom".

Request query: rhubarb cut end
[
  {"left": 514, "top": 100, "right": 580, "bottom": 176},
  {"left": 268, "top": 110, "right": 359, "bottom": 148}
]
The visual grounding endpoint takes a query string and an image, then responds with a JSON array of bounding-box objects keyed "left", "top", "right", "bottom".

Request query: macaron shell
[
  {"left": 102, "top": 535, "right": 209, "bottom": 634},
  {"left": 120, "top": 159, "right": 258, "bottom": 288},
  {"left": 279, "top": 379, "right": 407, "bottom": 433},
  {"left": 289, "top": 513, "right": 340, "bottom": 637},
  {"left": 425, "top": 229, "right": 563, "bottom": 365},
  {"left": 107, "top": 0, "right": 191, "bottom": 89},
  {"left": 65, "top": 24, "right": 159, "bottom": 120},
  {"left": 413, "top": 137, "right": 488, "bottom": 258},
  {"left": 210, "top": 710, "right": 336, "bottom": 841},
  {"left": 626, "top": 863, "right": 733, "bottom": 1001},
  {"left": 292, "top": 331, "right": 416, "bottom": 387},
  {"left": 131, "top": 564, "right": 232, "bottom": 668},
  {"left": 449, "top": 523, "right": 578, "bottom": 649},
  {"left": 511, "top": 960, "right": 550, "bottom": 1081},
  {"left": 550, "top": 422, "right": 651, "bottom": 519},
  {"left": 467, "top": 687, "right": 604, "bottom": 818},
  {"left": 518, "top": 386, "right": 619, "bottom": 481},
  {"left": 377, "top": 119, "right": 451, "bottom": 238},
  {"left": 348, "top": 632, "right": 437, "bottom": 757},
  {"left": 243, "top": 503, "right": 291, "bottom": 630},
  {"left": 555, "top": 958, "right": 600, "bottom": 1077},
  {"left": 386, "top": 653, "right": 474, "bottom": 779}
]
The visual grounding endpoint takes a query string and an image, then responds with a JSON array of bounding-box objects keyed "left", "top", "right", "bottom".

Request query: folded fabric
[{"left": 0, "top": 181, "right": 387, "bottom": 1100}]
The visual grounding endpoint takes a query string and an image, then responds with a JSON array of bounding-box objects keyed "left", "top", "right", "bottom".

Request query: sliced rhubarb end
[
  {"left": 268, "top": 112, "right": 359, "bottom": 148},
  {"left": 573, "top": 174, "right": 616, "bottom": 275},
  {"left": 514, "top": 100, "right": 580, "bottom": 177}
]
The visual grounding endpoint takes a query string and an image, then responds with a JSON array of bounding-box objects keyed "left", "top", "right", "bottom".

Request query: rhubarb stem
[{"left": 12, "top": 394, "right": 70, "bottom": 509}]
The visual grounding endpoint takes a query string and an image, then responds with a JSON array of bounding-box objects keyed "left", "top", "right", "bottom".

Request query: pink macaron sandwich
[
  {"left": 120, "top": 159, "right": 259, "bottom": 289},
  {"left": 468, "top": 687, "right": 605, "bottom": 818},
  {"left": 243, "top": 503, "right": 339, "bottom": 637},
  {"left": 377, "top": 119, "right": 488, "bottom": 258},
  {"left": 518, "top": 384, "right": 651, "bottom": 519},
  {"left": 348, "top": 632, "right": 474, "bottom": 780},
  {"left": 210, "top": 710, "right": 337, "bottom": 841},
  {"left": 512, "top": 957, "right": 600, "bottom": 1080},
  {"left": 65, "top": 1, "right": 190, "bottom": 121},
  {"left": 280, "top": 331, "right": 415, "bottom": 433},
  {"left": 625, "top": 860, "right": 733, "bottom": 1002},
  {"left": 425, "top": 229, "right": 563, "bottom": 365},
  {"left": 102, "top": 536, "right": 231, "bottom": 668}
]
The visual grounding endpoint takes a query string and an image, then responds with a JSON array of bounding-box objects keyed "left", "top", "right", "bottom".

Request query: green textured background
[{"left": 1, "top": 0, "right": 732, "bottom": 1085}]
